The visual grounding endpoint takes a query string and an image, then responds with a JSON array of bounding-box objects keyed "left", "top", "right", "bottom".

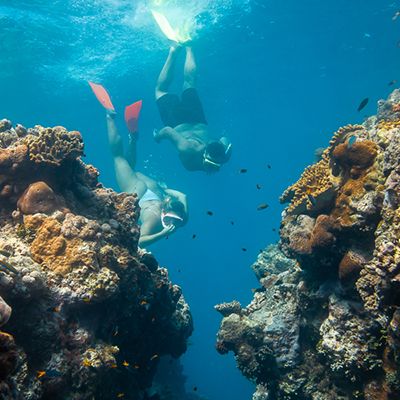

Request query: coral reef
[
  {"left": 0, "top": 121, "right": 193, "bottom": 399},
  {"left": 216, "top": 90, "right": 400, "bottom": 399}
]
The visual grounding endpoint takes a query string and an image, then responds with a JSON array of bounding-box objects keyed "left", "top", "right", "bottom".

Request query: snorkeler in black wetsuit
[{"left": 154, "top": 45, "right": 232, "bottom": 173}]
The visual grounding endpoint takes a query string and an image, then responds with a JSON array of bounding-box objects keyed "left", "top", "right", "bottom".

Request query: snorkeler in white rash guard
[
  {"left": 88, "top": 82, "right": 188, "bottom": 247},
  {"left": 106, "top": 108, "right": 188, "bottom": 247}
]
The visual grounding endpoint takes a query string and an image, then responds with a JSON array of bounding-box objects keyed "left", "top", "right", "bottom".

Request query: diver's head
[
  {"left": 161, "top": 198, "right": 186, "bottom": 228},
  {"left": 203, "top": 141, "right": 230, "bottom": 173}
]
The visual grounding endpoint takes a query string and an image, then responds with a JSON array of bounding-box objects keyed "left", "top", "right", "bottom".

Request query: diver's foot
[
  {"left": 170, "top": 42, "right": 184, "bottom": 53},
  {"left": 106, "top": 109, "right": 117, "bottom": 119}
]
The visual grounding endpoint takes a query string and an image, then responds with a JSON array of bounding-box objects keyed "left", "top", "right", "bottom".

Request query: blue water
[{"left": 1, "top": 1, "right": 399, "bottom": 398}]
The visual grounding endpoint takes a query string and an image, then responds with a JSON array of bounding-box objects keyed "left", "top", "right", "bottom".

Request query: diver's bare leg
[
  {"left": 183, "top": 46, "right": 197, "bottom": 90},
  {"left": 106, "top": 111, "right": 124, "bottom": 158},
  {"left": 126, "top": 133, "right": 137, "bottom": 170},
  {"left": 155, "top": 45, "right": 183, "bottom": 100},
  {"left": 106, "top": 112, "right": 144, "bottom": 194}
]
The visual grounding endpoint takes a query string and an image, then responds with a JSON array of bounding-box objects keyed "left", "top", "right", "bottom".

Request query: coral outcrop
[
  {"left": 216, "top": 90, "right": 400, "bottom": 399},
  {"left": 0, "top": 121, "right": 193, "bottom": 399}
]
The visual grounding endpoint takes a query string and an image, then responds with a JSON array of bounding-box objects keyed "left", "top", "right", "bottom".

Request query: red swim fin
[
  {"left": 124, "top": 100, "right": 143, "bottom": 134},
  {"left": 88, "top": 81, "right": 115, "bottom": 111}
]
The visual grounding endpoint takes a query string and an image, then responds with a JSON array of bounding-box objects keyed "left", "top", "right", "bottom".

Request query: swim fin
[
  {"left": 151, "top": 10, "right": 179, "bottom": 42},
  {"left": 88, "top": 81, "right": 115, "bottom": 111},
  {"left": 151, "top": 10, "right": 191, "bottom": 43},
  {"left": 124, "top": 100, "right": 142, "bottom": 134}
]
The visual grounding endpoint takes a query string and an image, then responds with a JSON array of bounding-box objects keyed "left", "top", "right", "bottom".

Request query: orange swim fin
[
  {"left": 124, "top": 100, "right": 142, "bottom": 134},
  {"left": 88, "top": 81, "right": 115, "bottom": 111}
]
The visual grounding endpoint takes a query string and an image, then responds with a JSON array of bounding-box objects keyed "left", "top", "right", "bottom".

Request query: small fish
[
  {"left": 230, "top": 221, "right": 235, "bottom": 225},
  {"left": 363, "top": 33, "right": 371, "bottom": 38},
  {"left": 110, "top": 364, "right": 118, "bottom": 369},
  {"left": 83, "top": 298, "right": 91, "bottom": 303},
  {"left": 239, "top": 168, "right": 247, "bottom": 174},
  {"left": 242, "top": 248, "right": 247, "bottom": 252},
  {"left": 122, "top": 361, "right": 129, "bottom": 367},
  {"left": 347, "top": 136, "right": 357, "bottom": 147},
  {"left": 251, "top": 288, "right": 258, "bottom": 293},
  {"left": 388, "top": 80, "right": 397, "bottom": 86},
  {"left": 192, "top": 234, "right": 197, "bottom": 239},
  {"left": 256, "top": 184, "right": 262, "bottom": 190},
  {"left": 392, "top": 11, "right": 400, "bottom": 21},
  {"left": 257, "top": 203, "right": 269, "bottom": 211},
  {"left": 193, "top": 387, "right": 198, "bottom": 392},
  {"left": 52, "top": 305, "right": 61, "bottom": 313},
  {"left": 133, "top": 364, "right": 140, "bottom": 369},
  {"left": 206, "top": 211, "right": 213, "bottom": 216},
  {"left": 117, "top": 394, "right": 125, "bottom": 398},
  {"left": 150, "top": 354, "right": 159, "bottom": 361},
  {"left": 0, "top": 259, "right": 18, "bottom": 274},
  {"left": 140, "top": 300, "right": 148, "bottom": 306},
  {"left": 267, "top": 164, "right": 271, "bottom": 169},
  {"left": 113, "top": 326, "right": 119, "bottom": 336},
  {"left": 272, "top": 228, "right": 276, "bottom": 232},
  {"left": 178, "top": 269, "right": 181, "bottom": 273},
  {"left": 357, "top": 98, "right": 369, "bottom": 112},
  {"left": 36, "top": 370, "right": 46, "bottom": 379}
]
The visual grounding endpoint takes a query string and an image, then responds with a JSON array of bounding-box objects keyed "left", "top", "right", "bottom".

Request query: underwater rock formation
[
  {"left": 0, "top": 121, "right": 193, "bottom": 399},
  {"left": 216, "top": 90, "right": 400, "bottom": 399}
]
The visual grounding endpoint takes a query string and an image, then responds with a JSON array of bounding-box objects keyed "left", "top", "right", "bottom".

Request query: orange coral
[
  {"left": 25, "top": 216, "right": 98, "bottom": 275},
  {"left": 280, "top": 125, "right": 365, "bottom": 215}
]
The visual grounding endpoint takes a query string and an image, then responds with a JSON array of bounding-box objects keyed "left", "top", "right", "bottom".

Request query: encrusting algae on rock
[
  {"left": 216, "top": 90, "right": 400, "bottom": 399},
  {"left": 0, "top": 119, "right": 193, "bottom": 399}
]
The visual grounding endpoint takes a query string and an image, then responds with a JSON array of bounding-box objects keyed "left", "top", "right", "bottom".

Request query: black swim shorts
[{"left": 157, "top": 88, "right": 207, "bottom": 128}]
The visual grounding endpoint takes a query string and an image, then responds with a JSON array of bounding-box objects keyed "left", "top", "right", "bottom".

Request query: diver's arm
[
  {"left": 139, "top": 225, "right": 175, "bottom": 247},
  {"left": 154, "top": 126, "right": 181, "bottom": 145}
]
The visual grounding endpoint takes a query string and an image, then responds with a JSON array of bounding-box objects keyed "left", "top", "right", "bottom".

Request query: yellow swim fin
[{"left": 151, "top": 10, "right": 191, "bottom": 43}]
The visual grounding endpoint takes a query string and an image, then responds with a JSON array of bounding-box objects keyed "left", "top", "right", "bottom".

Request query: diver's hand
[{"left": 162, "top": 224, "right": 176, "bottom": 236}]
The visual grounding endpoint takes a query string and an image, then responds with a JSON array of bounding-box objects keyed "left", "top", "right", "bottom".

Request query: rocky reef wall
[
  {"left": 216, "top": 90, "right": 400, "bottom": 399},
  {"left": 0, "top": 120, "right": 193, "bottom": 399}
]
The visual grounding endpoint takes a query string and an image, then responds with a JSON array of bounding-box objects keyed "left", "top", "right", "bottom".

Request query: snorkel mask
[
  {"left": 203, "top": 141, "right": 232, "bottom": 172},
  {"left": 161, "top": 211, "right": 184, "bottom": 229}
]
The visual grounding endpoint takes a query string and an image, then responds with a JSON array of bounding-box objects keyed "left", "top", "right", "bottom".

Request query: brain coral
[{"left": 24, "top": 126, "right": 83, "bottom": 166}]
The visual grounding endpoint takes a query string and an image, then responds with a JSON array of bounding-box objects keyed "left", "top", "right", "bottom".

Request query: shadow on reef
[
  {"left": 215, "top": 90, "right": 400, "bottom": 400},
  {"left": 0, "top": 120, "right": 193, "bottom": 399}
]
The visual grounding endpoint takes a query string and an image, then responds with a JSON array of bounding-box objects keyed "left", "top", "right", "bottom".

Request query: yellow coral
[
  {"left": 280, "top": 125, "right": 365, "bottom": 214},
  {"left": 24, "top": 126, "right": 84, "bottom": 166},
  {"left": 377, "top": 119, "right": 400, "bottom": 132}
]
